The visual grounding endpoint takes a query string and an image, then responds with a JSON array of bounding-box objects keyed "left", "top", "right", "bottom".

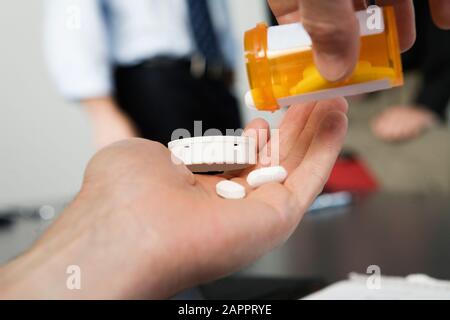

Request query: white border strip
[{"left": 276, "top": 79, "right": 391, "bottom": 107}]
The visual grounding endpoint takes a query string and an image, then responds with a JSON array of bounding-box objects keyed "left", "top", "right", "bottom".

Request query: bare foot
[{"left": 371, "top": 106, "right": 437, "bottom": 142}]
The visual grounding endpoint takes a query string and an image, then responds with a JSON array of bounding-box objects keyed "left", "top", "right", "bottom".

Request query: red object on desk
[{"left": 325, "top": 156, "right": 379, "bottom": 193}]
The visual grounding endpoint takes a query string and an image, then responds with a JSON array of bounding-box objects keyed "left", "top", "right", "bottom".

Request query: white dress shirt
[{"left": 43, "top": 0, "right": 236, "bottom": 100}]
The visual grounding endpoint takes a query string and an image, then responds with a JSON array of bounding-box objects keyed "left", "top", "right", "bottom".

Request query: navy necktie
[{"left": 186, "top": 0, "right": 223, "bottom": 64}]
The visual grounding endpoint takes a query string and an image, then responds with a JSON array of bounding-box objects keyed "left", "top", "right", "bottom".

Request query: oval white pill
[
  {"left": 247, "top": 166, "right": 288, "bottom": 188},
  {"left": 216, "top": 180, "right": 246, "bottom": 199}
]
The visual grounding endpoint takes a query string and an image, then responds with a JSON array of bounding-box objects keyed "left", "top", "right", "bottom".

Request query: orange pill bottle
[{"left": 244, "top": 6, "right": 403, "bottom": 111}]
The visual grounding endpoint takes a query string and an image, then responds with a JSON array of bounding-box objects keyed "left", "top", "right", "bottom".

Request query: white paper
[{"left": 302, "top": 273, "right": 450, "bottom": 300}]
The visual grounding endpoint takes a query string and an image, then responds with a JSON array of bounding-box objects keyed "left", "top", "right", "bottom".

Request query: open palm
[
  {"left": 42, "top": 98, "right": 348, "bottom": 299},
  {"left": 184, "top": 98, "right": 348, "bottom": 284}
]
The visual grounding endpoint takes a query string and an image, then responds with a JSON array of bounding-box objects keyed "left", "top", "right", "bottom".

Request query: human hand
[
  {"left": 0, "top": 98, "right": 348, "bottom": 299},
  {"left": 267, "top": 0, "right": 450, "bottom": 81},
  {"left": 84, "top": 97, "right": 138, "bottom": 150}
]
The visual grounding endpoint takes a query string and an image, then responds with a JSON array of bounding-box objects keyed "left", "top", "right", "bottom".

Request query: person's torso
[{"left": 100, "top": 0, "right": 235, "bottom": 66}]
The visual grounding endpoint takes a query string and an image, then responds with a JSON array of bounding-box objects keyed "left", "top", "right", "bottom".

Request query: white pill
[
  {"left": 246, "top": 166, "right": 288, "bottom": 188},
  {"left": 216, "top": 180, "right": 246, "bottom": 199}
]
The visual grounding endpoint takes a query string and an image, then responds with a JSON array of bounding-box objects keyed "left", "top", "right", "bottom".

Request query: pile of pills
[{"left": 216, "top": 166, "right": 288, "bottom": 200}]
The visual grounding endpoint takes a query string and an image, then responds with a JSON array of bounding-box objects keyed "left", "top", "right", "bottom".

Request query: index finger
[
  {"left": 377, "top": 0, "right": 416, "bottom": 51},
  {"left": 429, "top": 0, "right": 450, "bottom": 29}
]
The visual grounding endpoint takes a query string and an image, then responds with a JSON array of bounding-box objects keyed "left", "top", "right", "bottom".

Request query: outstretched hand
[{"left": 0, "top": 98, "right": 348, "bottom": 299}]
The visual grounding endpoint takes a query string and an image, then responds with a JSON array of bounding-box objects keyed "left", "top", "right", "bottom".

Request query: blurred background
[
  {"left": 0, "top": 0, "right": 276, "bottom": 208},
  {"left": 1, "top": 1, "right": 448, "bottom": 209},
  {"left": 0, "top": 0, "right": 449, "bottom": 297}
]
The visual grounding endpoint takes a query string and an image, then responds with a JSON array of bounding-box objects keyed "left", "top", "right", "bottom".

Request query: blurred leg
[{"left": 371, "top": 2, "right": 448, "bottom": 142}]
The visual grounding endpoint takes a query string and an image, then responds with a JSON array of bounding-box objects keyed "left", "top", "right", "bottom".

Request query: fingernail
[{"left": 315, "top": 52, "right": 354, "bottom": 82}]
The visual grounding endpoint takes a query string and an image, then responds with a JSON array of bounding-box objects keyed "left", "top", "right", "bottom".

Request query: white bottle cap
[
  {"left": 245, "top": 91, "right": 257, "bottom": 110},
  {"left": 168, "top": 136, "right": 257, "bottom": 173}
]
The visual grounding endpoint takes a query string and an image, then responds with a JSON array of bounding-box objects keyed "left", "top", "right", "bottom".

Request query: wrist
[
  {"left": 0, "top": 189, "right": 181, "bottom": 299},
  {"left": 0, "top": 193, "right": 106, "bottom": 299},
  {"left": 83, "top": 97, "right": 122, "bottom": 118}
]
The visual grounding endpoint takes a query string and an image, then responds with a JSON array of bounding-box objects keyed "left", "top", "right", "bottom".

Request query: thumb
[{"left": 299, "top": 0, "right": 360, "bottom": 81}]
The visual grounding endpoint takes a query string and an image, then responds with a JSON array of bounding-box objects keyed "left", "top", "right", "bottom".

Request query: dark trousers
[
  {"left": 114, "top": 61, "right": 242, "bottom": 146},
  {"left": 402, "top": 0, "right": 450, "bottom": 121}
]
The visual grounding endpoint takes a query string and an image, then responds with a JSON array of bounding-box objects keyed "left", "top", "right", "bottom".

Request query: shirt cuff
[{"left": 50, "top": 64, "right": 113, "bottom": 102}]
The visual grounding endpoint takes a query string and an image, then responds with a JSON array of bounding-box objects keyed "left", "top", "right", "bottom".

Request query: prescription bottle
[{"left": 244, "top": 6, "right": 403, "bottom": 111}]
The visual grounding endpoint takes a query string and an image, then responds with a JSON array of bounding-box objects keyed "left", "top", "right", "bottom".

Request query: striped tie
[{"left": 186, "top": 0, "right": 223, "bottom": 64}]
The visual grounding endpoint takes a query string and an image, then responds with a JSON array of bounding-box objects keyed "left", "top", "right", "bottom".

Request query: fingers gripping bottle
[{"left": 244, "top": 6, "right": 403, "bottom": 111}]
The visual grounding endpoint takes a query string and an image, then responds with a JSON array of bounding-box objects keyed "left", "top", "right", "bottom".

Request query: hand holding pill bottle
[{"left": 244, "top": 6, "right": 403, "bottom": 111}]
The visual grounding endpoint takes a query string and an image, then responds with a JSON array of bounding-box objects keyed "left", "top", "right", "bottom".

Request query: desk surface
[{"left": 241, "top": 193, "right": 450, "bottom": 283}]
